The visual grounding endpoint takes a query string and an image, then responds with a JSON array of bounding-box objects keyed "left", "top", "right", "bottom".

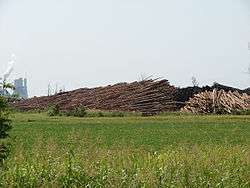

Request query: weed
[
  {"left": 47, "top": 105, "right": 60, "bottom": 117},
  {"left": 65, "top": 106, "right": 87, "bottom": 117}
]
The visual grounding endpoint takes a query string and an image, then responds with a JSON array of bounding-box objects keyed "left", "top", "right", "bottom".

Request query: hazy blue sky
[{"left": 0, "top": 0, "right": 250, "bottom": 97}]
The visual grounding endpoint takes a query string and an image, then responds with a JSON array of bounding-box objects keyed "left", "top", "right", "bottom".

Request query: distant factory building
[{"left": 13, "top": 78, "right": 28, "bottom": 99}]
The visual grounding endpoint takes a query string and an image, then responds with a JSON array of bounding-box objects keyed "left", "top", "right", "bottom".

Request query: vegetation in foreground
[
  {"left": 0, "top": 97, "right": 12, "bottom": 164},
  {"left": 0, "top": 113, "right": 249, "bottom": 187}
]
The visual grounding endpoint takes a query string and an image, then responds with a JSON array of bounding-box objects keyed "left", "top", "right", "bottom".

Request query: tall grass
[
  {"left": 0, "top": 113, "right": 249, "bottom": 187},
  {"left": 1, "top": 138, "right": 249, "bottom": 187}
]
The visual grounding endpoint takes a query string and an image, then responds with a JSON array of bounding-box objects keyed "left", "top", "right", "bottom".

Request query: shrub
[
  {"left": 65, "top": 106, "right": 87, "bottom": 117},
  {"left": 110, "top": 111, "right": 125, "bottom": 117},
  {"left": 97, "top": 111, "right": 104, "bottom": 117},
  {"left": 47, "top": 105, "right": 60, "bottom": 116},
  {"left": 232, "top": 109, "right": 250, "bottom": 115},
  {"left": 0, "top": 97, "right": 12, "bottom": 163},
  {"left": 73, "top": 106, "right": 87, "bottom": 117}
]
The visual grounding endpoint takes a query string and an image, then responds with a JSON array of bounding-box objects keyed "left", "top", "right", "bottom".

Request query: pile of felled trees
[
  {"left": 182, "top": 89, "right": 250, "bottom": 114},
  {"left": 13, "top": 79, "right": 177, "bottom": 115},
  {"left": 174, "top": 83, "right": 250, "bottom": 109}
]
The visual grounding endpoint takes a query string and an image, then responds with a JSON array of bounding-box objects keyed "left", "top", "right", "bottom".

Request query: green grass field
[{"left": 1, "top": 113, "right": 249, "bottom": 187}]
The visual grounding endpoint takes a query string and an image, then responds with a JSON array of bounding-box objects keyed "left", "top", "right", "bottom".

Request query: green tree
[
  {"left": 0, "top": 97, "right": 11, "bottom": 136},
  {"left": 0, "top": 97, "right": 12, "bottom": 163},
  {"left": 0, "top": 81, "right": 15, "bottom": 91}
]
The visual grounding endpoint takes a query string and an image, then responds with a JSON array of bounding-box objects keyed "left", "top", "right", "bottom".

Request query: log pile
[
  {"left": 174, "top": 86, "right": 210, "bottom": 108},
  {"left": 212, "top": 83, "right": 250, "bottom": 94},
  {"left": 13, "top": 79, "right": 177, "bottom": 115},
  {"left": 181, "top": 89, "right": 250, "bottom": 114},
  {"left": 174, "top": 83, "right": 250, "bottom": 109}
]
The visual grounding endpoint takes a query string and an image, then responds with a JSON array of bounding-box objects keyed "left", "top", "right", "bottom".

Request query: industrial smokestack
[{"left": 24, "top": 78, "right": 27, "bottom": 87}]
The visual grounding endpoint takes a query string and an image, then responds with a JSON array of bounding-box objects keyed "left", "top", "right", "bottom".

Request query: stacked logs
[
  {"left": 174, "top": 83, "right": 250, "bottom": 109},
  {"left": 181, "top": 89, "right": 250, "bottom": 114},
  {"left": 13, "top": 79, "right": 177, "bottom": 115}
]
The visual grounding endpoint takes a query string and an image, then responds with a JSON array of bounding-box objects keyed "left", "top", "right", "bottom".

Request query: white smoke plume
[{"left": 3, "top": 54, "right": 15, "bottom": 81}]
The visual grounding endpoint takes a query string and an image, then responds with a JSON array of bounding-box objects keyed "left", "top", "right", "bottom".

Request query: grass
[{"left": 0, "top": 113, "right": 249, "bottom": 187}]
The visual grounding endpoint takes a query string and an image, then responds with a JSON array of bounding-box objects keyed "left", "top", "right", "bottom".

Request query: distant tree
[
  {"left": 138, "top": 73, "right": 153, "bottom": 82},
  {"left": 191, "top": 76, "right": 199, "bottom": 87},
  {"left": 2, "top": 82, "right": 15, "bottom": 90},
  {"left": 0, "top": 80, "right": 15, "bottom": 93},
  {"left": 47, "top": 83, "right": 51, "bottom": 96}
]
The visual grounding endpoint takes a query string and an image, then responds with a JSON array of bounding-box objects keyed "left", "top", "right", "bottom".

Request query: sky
[{"left": 0, "top": 0, "right": 250, "bottom": 97}]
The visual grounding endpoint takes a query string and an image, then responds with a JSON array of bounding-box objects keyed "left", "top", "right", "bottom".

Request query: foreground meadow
[{"left": 0, "top": 113, "right": 249, "bottom": 187}]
